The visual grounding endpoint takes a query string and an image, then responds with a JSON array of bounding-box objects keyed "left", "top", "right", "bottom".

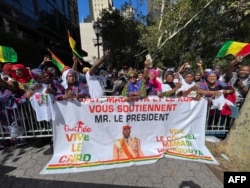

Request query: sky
[{"left": 78, "top": 0, "right": 147, "bottom": 22}]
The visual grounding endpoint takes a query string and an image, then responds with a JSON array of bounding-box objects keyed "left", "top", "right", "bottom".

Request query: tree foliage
[
  {"left": 97, "top": 0, "right": 250, "bottom": 70},
  {"left": 100, "top": 9, "right": 145, "bottom": 69},
  {"left": 140, "top": 0, "right": 250, "bottom": 70}
]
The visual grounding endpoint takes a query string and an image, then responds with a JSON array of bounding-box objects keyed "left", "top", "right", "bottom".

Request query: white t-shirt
[
  {"left": 29, "top": 84, "right": 55, "bottom": 121},
  {"left": 162, "top": 84, "right": 172, "bottom": 92},
  {"left": 176, "top": 81, "right": 197, "bottom": 97},
  {"left": 85, "top": 71, "right": 104, "bottom": 98},
  {"left": 96, "top": 75, "right": 107, "bottom": 89}
]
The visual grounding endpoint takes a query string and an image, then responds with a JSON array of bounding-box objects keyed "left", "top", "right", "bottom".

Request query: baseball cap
[
  {"left": 82, "top": 67, "right": 90, "bottom": 73},
  {"left": 123, "top": 125, "right": 131, "bottom": 129}
]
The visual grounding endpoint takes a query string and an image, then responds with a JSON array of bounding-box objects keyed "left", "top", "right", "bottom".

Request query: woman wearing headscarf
[
  {"left": 25, "top": 68, "right": 56, "bottom": 99},
  {"left": 23, "top": 68, "right": 56, "bottom": 122},
  {"left": 1, "top": 64, "right": 27, "bottom": 103},
  {"left": 9, "top": 63, "right": 34, "bottom": 90},
  {"left": 1, "top": 63, "right": 13, "bottom": 81},
  {"left": 55, "top": 69, "right": 90, "bottom": 100},
  {"left": 198, "top": 70, "right": 236, "bottom": 127},
  {"left": 146, "top": 68, "right": 162, "bottom": 95},
  {"left": 198, "top": 71, "right": 234, "bottom": 97}
]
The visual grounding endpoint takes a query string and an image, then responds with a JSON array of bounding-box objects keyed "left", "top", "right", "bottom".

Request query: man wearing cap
[
  {"left": 113, "top": 125, "right": 144, "bottom": 160},
  {"left": 78, "top": 67, "right": 89, "bottom": 84}
]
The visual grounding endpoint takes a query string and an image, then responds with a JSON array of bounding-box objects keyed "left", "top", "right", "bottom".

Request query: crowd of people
[{"left": 0, "top": 50, "right": 250, "bottom": 149}]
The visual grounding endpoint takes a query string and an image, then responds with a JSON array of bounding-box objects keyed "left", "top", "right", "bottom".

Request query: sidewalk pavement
[{"left": 0, "top": 144, "right": 223, "bottom": 188}]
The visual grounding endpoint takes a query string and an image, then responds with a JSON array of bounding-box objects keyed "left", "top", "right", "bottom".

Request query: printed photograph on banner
[{"left": 113, "top": 125, "right": 144, "bottom": 160}]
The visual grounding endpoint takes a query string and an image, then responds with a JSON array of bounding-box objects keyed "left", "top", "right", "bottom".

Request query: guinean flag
[
  {"left": 68, "top": 30, "right": 82, "bottom": 59},
  {"left": 0, "top": 46, "right": 17, "bottom": 63},
  {"left": 47, "top": 49, "right": 65, "bottom": 72},
  {"left": 216, "top": 41, "right": 250, "bottom": 58}
]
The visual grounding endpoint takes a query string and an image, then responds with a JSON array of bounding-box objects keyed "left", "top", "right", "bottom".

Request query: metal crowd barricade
[
  {"left": 0, "top": 101, "right": 52, "bottom": 140},
  {"left": 0, "top": 98, "right": 240, "bottom": 141},
  {"left": 205, "top": 98, "right": 241, "bottom": 138}
]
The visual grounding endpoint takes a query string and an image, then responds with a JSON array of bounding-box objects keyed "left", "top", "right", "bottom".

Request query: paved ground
[{"left": 0, "top": 143, "right": 223, "bottom": 188}]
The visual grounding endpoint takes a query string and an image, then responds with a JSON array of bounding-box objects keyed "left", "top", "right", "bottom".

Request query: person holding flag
[
  {"left": 224, "top": 56, "right": 250, "bottom": 108},
  {"left": 72, "top": 50, "right": 110, "bottom": 98},
  {"left": 216, "top": 41, "right": 250, "bottom": 108},
  {"left": 68, "top": 30, "right": 83, "bottom": 59}
]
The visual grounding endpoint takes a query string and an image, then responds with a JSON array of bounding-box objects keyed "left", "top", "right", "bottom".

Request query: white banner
[{"left": 41, "top": 96, "right": 218, "bottom": 174}]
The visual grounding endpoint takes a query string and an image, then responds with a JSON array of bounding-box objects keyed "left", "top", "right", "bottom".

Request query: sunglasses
[{"left": 129, "top": 76, "right": 137, "bottom": 79}]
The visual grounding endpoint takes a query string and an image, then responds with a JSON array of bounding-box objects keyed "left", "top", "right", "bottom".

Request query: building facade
[
  {"left": 147, "top": 0, "right": 162, "bottom": 23},
  {"left": 80, "top": 0, "right": 114, "bottom": 61},
  {"left": 0, "top": 0, "right": 85, "bottom": 67},
  {"left": 120, "top": 5, "right": 134, "bottom": 20},
  {"left": 88, "top": 0, "right": 113, "bottom": 21}
]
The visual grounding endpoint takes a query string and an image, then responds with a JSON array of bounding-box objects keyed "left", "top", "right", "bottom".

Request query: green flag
[
  {"left": 47, "top": 49, "right": 65, "bottom": 72},
  {"left": 0, "top": 46, "right": 18, "bottom": 63}
]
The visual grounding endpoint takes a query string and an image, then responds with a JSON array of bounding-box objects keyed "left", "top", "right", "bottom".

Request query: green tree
[
  {"left": 100, "top": 9, "right": 145, "bottom": 70},
  {"left": 139, "top": 0, "right": 250, "bottom": 69}
]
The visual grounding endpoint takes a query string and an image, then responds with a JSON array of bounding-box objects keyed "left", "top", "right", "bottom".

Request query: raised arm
[
  {"left": 197, "top": 59, "right": 204, "bottom": 77},
  {"left": 89, "top": 50, "right": 110, "bottom": 76},
  {"left": 37, "top": 55, "right": 51, "bottom": 70},
  {"left": 178, "top": 61, "right": 189, "bottom": 73},
  {"left": 72, "top": 54, "right": 80, "bottom": 71},
  {"left": 224, "top": 56, "right": 244, "bottom": 80},
  {"left": 143, "top": 59, "right": 150, "bottom": 80}
]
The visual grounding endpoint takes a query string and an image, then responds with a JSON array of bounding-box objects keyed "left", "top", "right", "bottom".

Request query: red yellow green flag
[
  {"left": 0, "top": 46, "right": 18, "bottom": 63},
  {"left": 67, "top": 30, "right": 82, "bottom": 59},
  {"left": 216, "top": 41, "right": 250, "bottom": 58},
  {"left": 47, "top": 49, "right": 65, "bottom": 72}
]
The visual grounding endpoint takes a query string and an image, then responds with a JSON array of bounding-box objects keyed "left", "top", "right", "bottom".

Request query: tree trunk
[{"left": 217, "top": 91, "right": 250, "bottom": 171}]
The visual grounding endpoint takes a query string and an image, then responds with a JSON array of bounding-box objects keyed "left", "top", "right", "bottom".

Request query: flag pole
[{"left": 72, "top": 51, "right": 83, "bottom": 66}]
